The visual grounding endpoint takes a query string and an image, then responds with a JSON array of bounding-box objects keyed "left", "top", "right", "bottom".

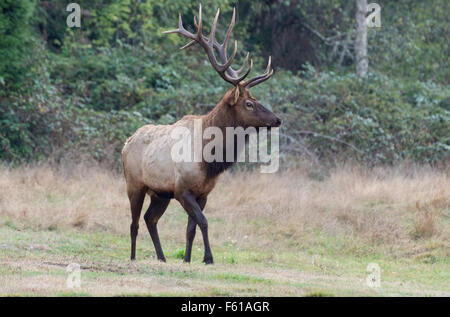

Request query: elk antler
[
  {"left": 241, "top": 56, "right": 274, "bottom": 88},
  {"left": 163, "top": 4, "right": 273, "bottom": 88}
]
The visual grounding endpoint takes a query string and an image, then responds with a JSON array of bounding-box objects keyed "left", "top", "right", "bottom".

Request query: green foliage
[
  {"left": 238, "top": 0, "right": 449, "bottom": 83},
  {"left": 36, "top": 0, "right": 234, "bottom": 49},
  {"left": 235, "top": 0, "right": 355, "bottom": 70},
  {"left": 258, "top": 66, "right": 449, "bottom": 164},
  {"left": 0, "top": 0, "right": 34, "bottom": 90},
  {"left": 0, "top": 46, "right": 66, "bottom": 161},
  {"left": 0, "top": 0, "right": 449, "bottom": 166},
  {"left": 369, "top": 0, "right": 449, "bottom": 84}
]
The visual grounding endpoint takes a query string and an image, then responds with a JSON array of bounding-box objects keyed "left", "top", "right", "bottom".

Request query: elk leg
[
  {"left": 128, "top": 187, "right": 147, "bottom": 260},
  {"left": 144, "top": 195, "right": 171, "bottom": 262},
  {"left": 184, "top": 196, "right": 207, "bottom": 263},
  {"left": 179, "top": 192, "right": 213, "bottom": 264},
  {"left": 184, "top": 216, "right": 196, "bottom": 263}
]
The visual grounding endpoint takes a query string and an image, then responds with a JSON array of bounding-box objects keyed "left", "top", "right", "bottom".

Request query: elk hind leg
[
  {"left": 144, "top": 195, "right": 171, "bottom": 262},
  {"left": 128, "top": 186, "right": 147, "bottom": 260}
]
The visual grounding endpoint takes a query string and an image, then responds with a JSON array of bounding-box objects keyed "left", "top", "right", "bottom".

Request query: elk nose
[{"left": 273, "top": 117, "right": 282, "bottom": 127}]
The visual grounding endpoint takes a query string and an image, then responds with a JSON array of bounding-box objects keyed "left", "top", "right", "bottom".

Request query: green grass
[
  {"left": 0, "top": 220, "right": 448, "bottom": 297},
  {"left": 171, "top": 248, "right": 185, "bottom": 260}
]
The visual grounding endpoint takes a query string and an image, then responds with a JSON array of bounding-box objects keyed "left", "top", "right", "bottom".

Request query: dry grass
[
  {"left": 1, "top": 162, "right": 449, "bottom": 296},
  {"left": 209, "top": 164, "right": 450, "bottom": 257},
  {"left": 0, "top": 162, "right": 449, "bottom": 258}
]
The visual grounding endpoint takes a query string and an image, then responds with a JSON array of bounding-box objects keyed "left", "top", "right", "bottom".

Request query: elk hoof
[{"left": 203, "top": 257, "right": 214, "bottom": 265}]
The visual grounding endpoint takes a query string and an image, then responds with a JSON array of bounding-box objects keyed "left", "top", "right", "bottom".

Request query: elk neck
[
  {"left": 200, "top": 98, "right": 243, "bottom": 178},
  {"left": 202, "top": 98, "right": 240, "bottom": 130}
]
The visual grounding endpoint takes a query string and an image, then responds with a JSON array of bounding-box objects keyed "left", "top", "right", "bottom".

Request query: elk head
[{"left": 163, "top": 4, "right": 282, "bottom": 129}]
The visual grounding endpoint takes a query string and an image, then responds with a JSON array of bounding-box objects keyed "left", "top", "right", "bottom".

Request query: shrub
[
  {"left": 0, "top": 0, "right": 34, "bottom": 90},
  {"left": 254, "top": 66, "right": 449, "bottom": 164}
]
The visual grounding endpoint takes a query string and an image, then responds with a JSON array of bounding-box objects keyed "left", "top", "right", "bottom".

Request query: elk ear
[
  {"left": 233, "top": 87, "right": 240, "bottom": 104},
  {"left": 226, "top": 86, "right": 240, "bottom": 106}
]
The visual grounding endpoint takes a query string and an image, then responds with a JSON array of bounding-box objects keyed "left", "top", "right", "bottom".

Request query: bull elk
[{"left": 122, "top": 4, "right": 281, "bottom": 264}]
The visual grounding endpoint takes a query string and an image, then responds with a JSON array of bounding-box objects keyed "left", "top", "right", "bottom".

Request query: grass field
[{"left": 0, "top": 163, "right": 449, "bottom": 296}]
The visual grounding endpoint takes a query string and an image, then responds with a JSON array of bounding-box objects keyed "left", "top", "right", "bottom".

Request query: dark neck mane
[{"left": 201, "top": 99, "right": 240, "bottom": 178}]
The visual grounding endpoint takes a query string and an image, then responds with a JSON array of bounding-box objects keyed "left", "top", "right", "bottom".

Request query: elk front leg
[
  {"left": 144, "top": 195, "right": 171, "bottom": 262},
  {"left": 184, "top": 196, "right": 207, "bottom": 263},
  {"left": 178, "top": 192, "right": 213, "bottom": 264}
]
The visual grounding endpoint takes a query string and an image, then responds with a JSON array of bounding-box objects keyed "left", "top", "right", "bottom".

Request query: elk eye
[{"left": 245, "top": 101, "right": 254, "bottom": 110}]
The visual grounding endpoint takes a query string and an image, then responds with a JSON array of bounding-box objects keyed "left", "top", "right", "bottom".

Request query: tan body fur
[{"left": 122, "top": 116, "right": 218, "bottom": 200}]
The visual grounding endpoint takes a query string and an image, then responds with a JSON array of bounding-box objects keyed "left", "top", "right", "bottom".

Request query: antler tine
[
  {"left": 163, "top": 13, "right": 196, "bottom": 40},
  {"left": 192, "top": 4, "right": 241, "bottom": 84},
  {"left": 242, "top": 56, "right": 274, "bottom": 88},
  {"left": 163, "top": 4, "right": 262, "bottom": 86},
  {"left": 234, "top": 58, "right": 253, "bottom": 83},
  {"left": 197, "top": 7, "right": 227, "bottom": 72},
  {"left": 222, "top": 7, "right": 235, "bottom": 56},
  {"left": 211, "top": 7, "right": 250, "bottom": 82},
  {"left": 161, "top": 13, "right": 180, "bottom": 35},
  {"left": 235, "top": 52, "right": 249, "bottom": 75},
  {"left": 178, "top": 13, "right": 184, "bottom": 31},
  {"left": 212, "top": 7, "right": 237, "bottom": 77},
  {"left": 246, "top": 69, "right": 274, "bottom": 88},
  {"left": 218, "top": 40, "right": 237, "bottom": 72},
  {"left": 180, "top": 40, "right": 196, "bottom": 50},
  {"left": 209, "top": 8, "right": 220, "bottom": 46},
  {"left": 266, "top": 55, "right": 272, "bottom": 72},
  {"left": 197, "top": 4, "right": 203, "bottom": 38}
]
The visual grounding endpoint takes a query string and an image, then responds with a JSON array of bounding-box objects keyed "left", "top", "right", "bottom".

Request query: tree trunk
[{"left": 355, "top": 0, "right": 368, "bottom": 78}]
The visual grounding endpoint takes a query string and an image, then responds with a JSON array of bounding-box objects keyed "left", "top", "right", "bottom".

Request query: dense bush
[
  {"left": 2, "top": 50, "right": 448, "bottom": 166},
  {"left": 0, "top": 0, "right": 449, "bottom": 167},
  {"left": 0, "top": 0, "right": 34, "bottom": 90},
  {"left": 369, "top": 0, "right": 449, "bottom": 84},
  {"left": 256, "top": 66, "right": 449, "bottom": 164}
]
